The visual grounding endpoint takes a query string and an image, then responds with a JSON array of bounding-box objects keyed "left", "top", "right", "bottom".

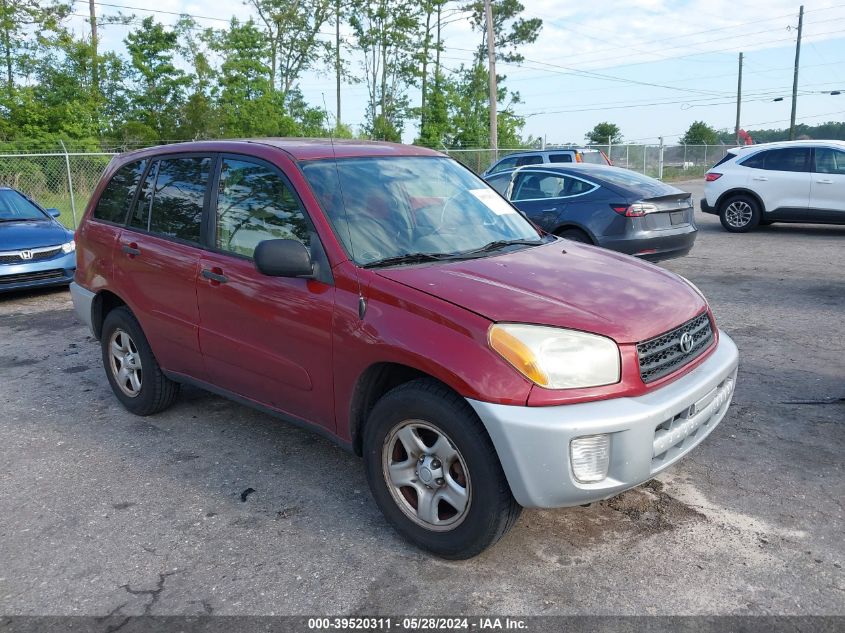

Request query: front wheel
[
  {"left": 719, "top": 195, "right": 761, "bottom": 232},
  {"left": 363, "top": 379, "right": 521, "bottom": 559}
]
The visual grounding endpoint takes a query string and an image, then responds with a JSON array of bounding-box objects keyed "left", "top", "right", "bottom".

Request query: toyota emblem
[
  {"left": 679, "top": 332, "right": 694, "bottom": 353},
  {"left": 20, "top": 250, "right": 33, "bottom": 260}
]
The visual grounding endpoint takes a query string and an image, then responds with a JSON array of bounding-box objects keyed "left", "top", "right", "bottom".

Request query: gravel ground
[{"left": 0, "top": 180, "right": 843, "bottom": 616}]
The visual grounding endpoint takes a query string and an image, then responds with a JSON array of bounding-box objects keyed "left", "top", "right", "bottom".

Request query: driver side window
[{"left": 215, "top": 157, "right": 311, "bottom": 258}]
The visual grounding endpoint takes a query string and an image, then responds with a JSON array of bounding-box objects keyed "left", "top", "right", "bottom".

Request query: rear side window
[
  {"left": 710, "top": 153, "right": 735, "bottom": 169},
  {"left": 147, "top": 157, "right": 211, "bottom": 243},
  {"left": 549, "top": 153, "right": 573, "bottom": 163},
  {"left": 579, "top": 151, "right": 607, "bottom": 165},
  {"left": 514, "top": 155, "right": 543, "bottom": 167},
  {"left": 93, "top": 160, "right": 146, "bottom": 224},
  {"left": 742, "top": 148, "right": 810, "bottom": 172}
]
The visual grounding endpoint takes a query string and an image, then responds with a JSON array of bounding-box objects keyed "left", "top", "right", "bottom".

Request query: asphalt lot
[{"left": 0, "top": 179, "right": 843, "bottom": 616}]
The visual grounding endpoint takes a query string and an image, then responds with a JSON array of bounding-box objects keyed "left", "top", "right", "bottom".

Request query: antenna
[{"left": 321, "top": 93, "right": 365, "bottom": 316}]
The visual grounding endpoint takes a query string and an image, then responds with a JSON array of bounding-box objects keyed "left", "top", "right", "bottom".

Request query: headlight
[
  {"left": 489, "top": 324, "right": 620, "bottom": 389},
  {"left": 61, "top": 240, "right": 75, "bottom": 254}
]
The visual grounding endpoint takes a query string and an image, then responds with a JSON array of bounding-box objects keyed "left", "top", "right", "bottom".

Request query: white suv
[{"left": 702, "top": 139, "right": 845, "bottom": 232}]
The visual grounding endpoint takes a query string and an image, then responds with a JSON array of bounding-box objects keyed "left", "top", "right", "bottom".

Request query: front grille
[
  {"left": 0, "top": 246, "right": 63, "bottom": 264},
  {"left": 637, "top": 312, "right": 714, "bottom": 383},
  {"left": 0, "top": 269, "right": 66, "bottom": 285}
]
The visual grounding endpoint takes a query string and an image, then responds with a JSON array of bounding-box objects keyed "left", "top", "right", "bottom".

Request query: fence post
[
  {"left": 704, "top": 144, "right": 708, "bottom": 167},
  {"left": 643, "top": 145, "right": 647, "bottom": 173},
  {"left": 60, "top": 140, "right": 77, "bottom": 228},
  {"left": 625, "top": 145, "right": 629, "bottom": 169},
  {"left": 683, "top": 143, "right": 687, "bottom": 169},
  {"left": 658, "top": 137, "right": 665, "bottom": 180}
]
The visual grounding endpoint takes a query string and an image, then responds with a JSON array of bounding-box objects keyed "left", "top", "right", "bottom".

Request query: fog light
[{"left": 570, "top": 434, "right": 610, "bottom": 483}]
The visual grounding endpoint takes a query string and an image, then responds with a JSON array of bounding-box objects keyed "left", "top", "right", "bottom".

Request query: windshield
[
  {"left": 301, "top": 156, "right": 542, "bottom": 266},
  {"left": 0, "top": 190, "right": 48, "bottom": 222}
]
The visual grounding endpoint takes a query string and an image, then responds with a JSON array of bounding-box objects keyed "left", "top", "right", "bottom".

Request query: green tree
[
  {"left": 681, "top": 120, "right": 719, "bottom": 145},
  {"left": 247, "top": 0, "right": 332, "bottom": 101},
  {"left": 585, "top": 122, "right": 622, "bottom": 145},
  {"left": 124, "top": 17, "right": 190, "bottom": 140},
  {"left": 349, "top": 0, "right": 421, "bottom": 140}
]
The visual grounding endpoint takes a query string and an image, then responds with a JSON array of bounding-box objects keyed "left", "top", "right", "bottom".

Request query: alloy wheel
[
  {"left": 724, "top": 200, "right": 753, "bottom": 228},
  {"left": 108, "top": 328, "right": 143, "bottom": 398},
  {"left": 382, "top": 420, "right": 471, "bottom": 531}
]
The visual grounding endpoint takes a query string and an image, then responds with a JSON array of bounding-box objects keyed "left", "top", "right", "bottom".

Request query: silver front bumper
[
  {"left": 467, "top": 331, "right": 739, "bottom": 508},
  {"left": 69, "top": 282, "right": 96, "bottom": 336}
]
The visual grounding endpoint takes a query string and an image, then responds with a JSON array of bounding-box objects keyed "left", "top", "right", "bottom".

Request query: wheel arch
[
  {"left": 716, "top": 188, "right": 766, "bottom": 214},
  {"left": 552, "top": 223, "right": 597, "bottom": 244},
  {"left": 91, "top": 290, "right": 128, "bottom": 340},
  {"left": 348, "top": 362, "right": 474, "bottom": 457}
]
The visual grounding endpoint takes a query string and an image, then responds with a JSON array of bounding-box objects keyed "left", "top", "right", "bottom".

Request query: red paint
[{"left": 75, "top": 139, "right": 715, "bottom": 446}]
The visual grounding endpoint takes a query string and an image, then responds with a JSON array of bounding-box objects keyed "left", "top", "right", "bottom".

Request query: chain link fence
[
  {"left": 0, "top": 152, "right": 116, "bottom": 229},
  {"left": 0, "top": 144, "right": 733, "bottom": 231},
  {"left": 443, "top": 144, "right": 732, "bottom": 180}
]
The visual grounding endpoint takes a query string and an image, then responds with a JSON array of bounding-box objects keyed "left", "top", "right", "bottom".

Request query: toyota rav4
[{"left": 71, "top": 139, "right": 738, "bottom": 559}]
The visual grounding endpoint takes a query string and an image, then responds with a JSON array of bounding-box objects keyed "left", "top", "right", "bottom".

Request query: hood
[
  {"left": 375, "top": 241, "right": 706, "bottom": 344},
  {"left": 0, "top": 220, "right": 72, "bottom": 251}
]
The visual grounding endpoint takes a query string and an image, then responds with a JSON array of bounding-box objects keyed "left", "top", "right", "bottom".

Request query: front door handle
[
  {"left": 201, "top": 268, "right": 228, "bottom": 284},
  {"left": 121, "top": 243, "right": 140, "bottom": 257},
  {"left": 752, "top": 176, "right": 768, "bottom": 181},
  {"left": 816, "top": 179, "right": 833, "bottom": 184}
]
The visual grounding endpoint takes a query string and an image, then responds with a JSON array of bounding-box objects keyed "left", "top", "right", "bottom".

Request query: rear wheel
[
  {"left": 363, "top": 379, "right": 521, "bottom": 559},
  {"left": 101, "top": 307, "right": 179, "bottom": 416},
  {"left": 555, "top": 227, "right": 593, "bottom": 244},
  {"left": 719, "top": 195, "right": 761, "bottom": 232}
]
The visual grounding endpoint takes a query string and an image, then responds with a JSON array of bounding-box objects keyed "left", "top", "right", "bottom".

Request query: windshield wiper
[
  {"left": 362, "top": 252, "right": 459, "bottom": 268},
  {"left": 456, "top": 238, "right": 545, "bottom": 257}
]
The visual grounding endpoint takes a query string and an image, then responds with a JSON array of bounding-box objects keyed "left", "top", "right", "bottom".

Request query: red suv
[{"left": 71, "top": 140, "right": 738, "bottom": 558}]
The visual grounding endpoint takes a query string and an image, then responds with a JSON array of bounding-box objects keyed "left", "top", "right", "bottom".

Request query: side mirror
[
  {"left": 47, "top": 208, "right": 61, "bottom": 217},
  {"left": 254, "top": 239, "right": 314, "bottom": 278}
]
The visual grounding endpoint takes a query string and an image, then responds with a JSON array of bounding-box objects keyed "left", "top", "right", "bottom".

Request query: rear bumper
[
  {"left": 69, "top": 282, "right": 96, "bottom": 335},
  {"left": 467, "top": 331, "right": 739, "bottom": 508},
  {"left": 700, "top": 198, "right": 718, "bottom": 215},
  {"left": 598, "top": 225, "right": 698, "bottom": 262},
  {"left": 0, "top": 253, "right": 76, "bottom": 293}
]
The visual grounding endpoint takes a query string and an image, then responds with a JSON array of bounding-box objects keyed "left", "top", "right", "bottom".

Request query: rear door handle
[
  {"left": 201, "top": 268, "right": 228, "bottom": 284},
  {"left": 816, "top": 179, "right": 834, "bottom": 184},
  {"left": 752, "top": 176, "right": 768, "bottom": 181},
  {"left": 121, "top": 243, "right": 140, "bottom": 257}
]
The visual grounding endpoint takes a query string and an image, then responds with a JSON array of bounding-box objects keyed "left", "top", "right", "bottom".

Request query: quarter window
[
  {"left": 814, "top": 148, "right": 845, "bottom": 175},
  {"left": 486, "top": 173, "right": 512, "bottom": 195},
  {"left": 215, "top": 158, "right": 311, "bottom": 258},
  {"left": 93, "top": 160, "right": 146, "bottom": 224},
  {"left": 147, "top": 157, "right": 211, "bottom": 243}
]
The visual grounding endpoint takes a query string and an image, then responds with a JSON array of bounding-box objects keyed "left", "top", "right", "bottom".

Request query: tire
[
  {"left": 555, "top": 227, "right": 593, "bottom": 244},
  {"left": 100, "top": 306, "right": 180, "bottom": 416},
  {"left": 719, "top": 194, "right": 761, "bottom": 233},
  {"left": 362, "top": 379, "right": 521, "bottom": 559}
]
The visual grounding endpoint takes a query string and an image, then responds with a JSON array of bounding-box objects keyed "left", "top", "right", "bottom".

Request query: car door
[
  {"left": 509, "top": 169, "right": 573, "bottom": 231},
  {"left": 114, "top": 154, "right": 211, "bottom": 380},
  {"left": 741, "top": 147, "right": 811, "bottom": 216},
  {"left": 810, "top": 147, "right": 845, "bottom": 220},
  {"left": 195, "top": 154, "right": 336, "bottom": 432}
]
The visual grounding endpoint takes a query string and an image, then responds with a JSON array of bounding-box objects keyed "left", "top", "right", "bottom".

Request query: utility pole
[
  {"left": 735, "top": 52, "right": 743, "bottom": 146},
  {"left": 484, "top": 0, "right": 497, "bottom": 156},
  {"left": 789, "top": 5, "right": 804, "bottom": 140},
  {"left": 89, "top": 0, "right": 98, "bottom": 95},
  {"left": 335, "top": 0, "right": 341, "bottom": 128}
]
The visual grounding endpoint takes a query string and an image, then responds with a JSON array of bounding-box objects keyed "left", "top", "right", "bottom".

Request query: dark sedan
[
  {"left": 0, "top": 187, "right": 76, "bottom": 292},
  {"left": 485, "top": 164, "right": 697, "bottom": 261}
]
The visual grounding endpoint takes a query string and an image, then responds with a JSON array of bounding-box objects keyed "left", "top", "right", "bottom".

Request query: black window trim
[
  {"left": 207, "top": 152, "right": 334, "bottom": 285},
  {"left": 120, "top": 151, "right": 216, "bottom": 249}
]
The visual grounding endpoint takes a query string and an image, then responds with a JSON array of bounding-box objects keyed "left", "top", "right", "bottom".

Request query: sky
[{"left": 65, "top": 0, "right": 845, "bottom": 146}]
